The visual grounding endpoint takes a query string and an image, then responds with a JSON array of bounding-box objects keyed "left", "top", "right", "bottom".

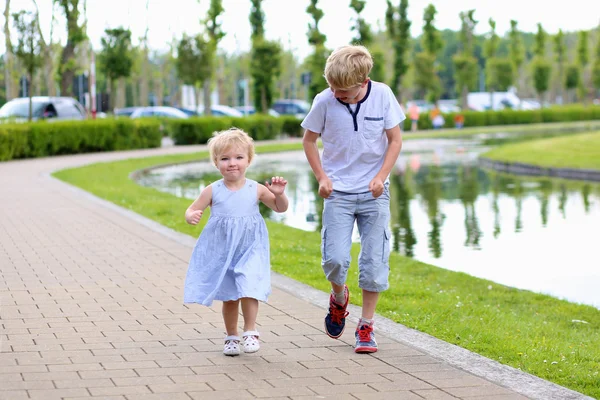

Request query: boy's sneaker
[
  {"left": 354, "top": 320, "right": 377, "bottom": 353},
  {"left": 324, "top": 285, "right": 349, "bottom": 338}
]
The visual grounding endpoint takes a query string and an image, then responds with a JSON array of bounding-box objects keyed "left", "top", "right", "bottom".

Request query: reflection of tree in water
[
  {"left": 458, "top": 165, "right": 482, "bottom": 249},
  {"left": 582, "top": 184, "right": 591, "bottom": 213},
  {"left": 538, "top": 179, "right": 553, "bottom": 226},
  {"left": 419, "top": 165, "right": 445, "bottom": 258},
  {"left": 558, "top": 184, "right": 568, "bottom": 218},
  {"left": 389, "top": 171, "right": 417, "bottom": 257},
  {"left": 490, "top": 172, "right": 502, "bottom": 238}
]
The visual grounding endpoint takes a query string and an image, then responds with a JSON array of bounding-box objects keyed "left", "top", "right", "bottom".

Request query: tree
[
  {"left": 484, "top": 18, "right": 500, "bottom": 106},
  {"left": 12, "top": 10, "right": 43, "bottom": 120},
  {"left": 306, "top": 0, "right": 328, "bottom": 100},
  {"left": 350, "top": 0, "right": 384, "bottom": 83},
  {"left": 385, "top": 0, "right": 410, "bottom": 102},
  {"left": 33, "top": 0, "right": 58, "bottom": 96},
  {"left": 99, "top": 27, "right": 133, "bottom": 111},
  {"left": 453, "top": 10, "right": 478, "bottom": 110},
  {"left": 508, "top": 20, "right": 525, "bottom": 93},
  {"left": 531, "top": 23, "right": 551, "bottom": 104},
  {"left": 176, "top": 34, "right": 210, "bottom": 108},
  {"left": 3, "top": 0, "right": 19, "bottom": 101},
  {"left": 202, "top": 0, "right": 225, "bottom": 115},
  {"left": 54, "top": 0, "right": 87, "bottom": 96},
  {"left": 249, "top": 0, "right": 282, "bottom": 113},
  {"left": 553, "top": 29, "right": 566, "bottom": 103},
  {"left": 577, "top": 30, "right": 589, "bottom": 103},
  {"left": 565, "top": 64, "right": 580, "bottom": 103},
  {"left": 593, "top": 27, "right": 600, "bottom": 97}
]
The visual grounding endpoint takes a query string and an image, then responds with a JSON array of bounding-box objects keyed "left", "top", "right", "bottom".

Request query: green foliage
[
  {"left": 306, "top": 0, "right": 328, "bottom": 100},
  {"left": 487, "top": 58, "right": 513, "bottom": 92},
  {"left": 385, "top": 0, "right": 411, "bottom": 99},
  {"left": 483, "top": 18, "right": 499, "bottom": 60},
  {"left": 249, "top": 0, "right": 265, "bottom": 42},
  {"left": 458, "top": 10, "right": 477, "bottom": 54},
  {"left": 350, "top": 0, "right": 372, "bottom": 45},
  {"left": 370, "top": 49, "right": 386, "bottom": 83},
  {"left": 251, "top": 39, "right": 282, "bottom": 112},
  {"left": 54, "top": 0, "right": 87, "bottom": 93},
  {"left": 594, "top": 35, "right": 600, "bottom": 91},
  {"left": 554, "top": 30, "right": 565, "bottom": 64},
  {"left": 99, "top": 27, "right": 133, "bottom": 85},
  {"left": 414, "top": 52, "right": 441, "bottom": 101},
  {"left": 0, "top": 119, "right": 162, "bottom": 161},
  {"left": 565, "top": 64, "right": 581, "bottom": 90},
  {"left": 453, "top": 54, "right": 478, "bottom": 91},
  {"left": 509, "top": 20, "right": 525, "bottom": 70},
  {"left": 176, "top": 34, "right": 210, "bottom": 86},
  {"left": 422, "top": 4, "right": 443, "bottom": 54},
  {"left": 577, "top": 30, "right": 589, "bottom": 66},
  {"left": 532, "top": 58, "right": 551, "bottom": 97},
  {"left": 167, "top": 115, "right": 286, "bottom": 144},
  {"left": 11, "top": 10, "right": 43, "bottom": 121},
  {"left": 533, "top": 23, "right": 546, "bottom": 58}
]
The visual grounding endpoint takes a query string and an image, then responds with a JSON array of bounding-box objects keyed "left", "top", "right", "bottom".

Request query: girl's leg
[
  {"left": 222, "top": 300, "right": 240, "bottom": 336},
  {"left": 240, "top": 297, "right": 259, "bottom": 332}
]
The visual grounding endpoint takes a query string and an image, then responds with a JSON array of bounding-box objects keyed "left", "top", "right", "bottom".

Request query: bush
[{"left": 0, "top": 119, "right": 162, "bottom": 161}]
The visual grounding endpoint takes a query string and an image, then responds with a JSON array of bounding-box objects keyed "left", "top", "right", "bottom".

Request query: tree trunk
[
  {"left": 461, "top": 86, "right": 469, "bottom": 111},
  {"left": 140, "top": 47, "right": 149, "bottom": 106},
  {"left": 203, "top": 80, "right": 211, "bottom": 115},
  {"left": 116, "top": 77, "right": 126, "bottom": 108},
  {"left": 154, "top": 73, "right": 164, "bottom": 106},
  {"left": 3, "top": 0, "right": 18, "bottom": 100},
  {"left": 59, "top": 42, "right": 76, "bottom": 96}
]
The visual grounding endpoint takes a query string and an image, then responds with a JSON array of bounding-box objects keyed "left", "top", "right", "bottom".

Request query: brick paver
[{"left": 0, "top": 145, "right": 590, "bottom": 400}]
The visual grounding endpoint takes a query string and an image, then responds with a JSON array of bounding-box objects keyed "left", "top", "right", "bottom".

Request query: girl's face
[{"left": 216, "top": 145, "right": 250, "bottom": 182}]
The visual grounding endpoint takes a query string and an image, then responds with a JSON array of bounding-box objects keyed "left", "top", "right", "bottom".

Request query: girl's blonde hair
[
  {"left": 324, "top": 45, "right": 373, "bottom": 90},
  {"left": 207, "top": 128, "right": 255, "bottom": 166}
]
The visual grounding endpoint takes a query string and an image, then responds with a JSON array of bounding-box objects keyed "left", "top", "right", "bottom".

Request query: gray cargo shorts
[{"left": 320, "top": 186, "right": 391, "bottom": 292}]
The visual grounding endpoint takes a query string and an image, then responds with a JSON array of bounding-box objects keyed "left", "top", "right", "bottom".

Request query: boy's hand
[
  {"left": 186, "top": 210, "right": 203, "bottom": 225},
  {"left": 266, "top": 176, "right": 288, "bottom": 195},
  {"left": 318, "top": 177, "right": 333, "bottom": 199},
  {"left": 369, "top": 177, "right": 384, "bottom": 198}
]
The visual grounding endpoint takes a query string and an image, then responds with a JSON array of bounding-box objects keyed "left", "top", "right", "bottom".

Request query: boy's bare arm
[
  {"left": 375, "top": 125, "right": 403, "bottom": 182},
  {"left": 302, "top": 129, "right": 327, "bottom": 181},
  {"left": 185, "top": 185, "right": 212, "bottom": 224}
]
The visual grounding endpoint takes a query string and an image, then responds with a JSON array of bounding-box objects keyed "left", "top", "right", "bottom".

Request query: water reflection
[{"left": 136, "top": 135, "right": 600, "bottom": 307}]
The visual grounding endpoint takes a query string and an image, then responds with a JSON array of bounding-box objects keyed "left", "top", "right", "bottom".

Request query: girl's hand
[
  {"left": 265, "top": 176, "right": 287, "bottom": 195},
  {"left": 186, "top": 209, "right": 203, "bottom": 225}
]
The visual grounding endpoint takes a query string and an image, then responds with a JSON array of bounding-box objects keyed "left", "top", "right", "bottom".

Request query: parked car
[
  {"left": 173, "top": 107, "right": 200, "bottom": 117},
  {"left": 197, "top": 104, "right": 244, "bottom": 117},
  {"left": 235, "top": 106, "right": 280, "bottom": 117},
  {"left": 130, "top": 106, "right": 189, "bottom": 119},
  {"left": 0, "top": 96, "right": 86, "bottom": 122},
  {"left": 114, "top": 107, "right": 142, "bottom": 117},
  {"left": 272, "top": 99, "right": 310, "bottom": 119}
]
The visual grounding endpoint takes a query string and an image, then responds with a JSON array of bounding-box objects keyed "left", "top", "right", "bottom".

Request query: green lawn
[
  {"left": 53, "top": 142, "right": 600, "bottom": 398},
  {"left": 483, "top": 130, "right": 600, "bottom": 170}
]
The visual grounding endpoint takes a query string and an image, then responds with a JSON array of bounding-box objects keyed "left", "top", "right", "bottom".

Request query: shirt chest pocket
[{"left": 362, "top": 116, "right": 385, "bottom": 141}]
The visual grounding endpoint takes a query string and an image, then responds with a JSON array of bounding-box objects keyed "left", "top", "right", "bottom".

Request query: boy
[{"left": 301, "top": 45, "right": 405, "bottom": 353}]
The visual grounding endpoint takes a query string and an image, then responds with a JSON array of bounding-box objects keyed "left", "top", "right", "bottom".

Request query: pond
[{"left": 136, "top": 130, "right": 600, "bottom": 308}]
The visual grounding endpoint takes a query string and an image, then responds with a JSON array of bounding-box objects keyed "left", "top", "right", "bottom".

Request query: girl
[{"left": 183, "top": 128, "right": 288, "bottom": 356}]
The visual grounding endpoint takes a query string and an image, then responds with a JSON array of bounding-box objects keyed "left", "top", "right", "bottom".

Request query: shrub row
[
  {"left": 408, "top": 105, "right": 600, "bottom": 130},
  {"left": 167, "top": 115, "right": 303, "bottom": 145},
  {"left": 0, "top": 119, "right": 162, "bottom": 161}
]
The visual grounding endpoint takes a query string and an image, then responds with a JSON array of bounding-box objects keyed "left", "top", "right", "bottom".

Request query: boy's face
[
  {"left": 216, "top": 145, "right": 250, "bottom": 181},
  {"left": 330, "top": 79, "right": 369, "bottom": 104}
]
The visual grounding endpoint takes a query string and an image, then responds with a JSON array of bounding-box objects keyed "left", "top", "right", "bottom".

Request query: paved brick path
[{"left": 0, "top": 145, "right": 590, "bottom": 400}]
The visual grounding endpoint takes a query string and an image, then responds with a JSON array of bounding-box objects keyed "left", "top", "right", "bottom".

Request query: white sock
[
  {"left": 332, "top": 289, "right": 346, "bottom": 304},
  {"left": 359, "top": 318, "right": 374, "bottom": 326}
]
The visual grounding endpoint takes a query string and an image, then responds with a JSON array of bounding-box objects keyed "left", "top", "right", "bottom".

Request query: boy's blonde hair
[
  {"left": 207, "top": 128, "right": 255, "bottom": 166},
  {"left": 324, "top": 45, "right": 373, "bottom": 90}
]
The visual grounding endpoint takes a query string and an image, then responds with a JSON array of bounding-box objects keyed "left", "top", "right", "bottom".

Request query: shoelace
[
  {"left": 329, "top": 303, "right": 349, "bottom": 324},
  {"left": 357, "top": 324, "right": 373, "bottom": 342}
]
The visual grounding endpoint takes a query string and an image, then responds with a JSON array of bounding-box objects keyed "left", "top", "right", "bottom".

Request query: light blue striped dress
[{"left": 183, "top": 179, "right": 271, "bottom": 306}]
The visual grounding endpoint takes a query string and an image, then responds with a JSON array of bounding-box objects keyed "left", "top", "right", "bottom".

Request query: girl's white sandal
[
  {"left": 242, "top": 331, "right": 260, "bottom": 353},
  {"left": 223, "top": 335, "right": 241, "bottom": 356}
]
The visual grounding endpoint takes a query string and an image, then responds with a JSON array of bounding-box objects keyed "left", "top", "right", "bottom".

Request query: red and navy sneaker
[
  {"left": 354, "top": 320, "right": 377, "bottom": 353},
  {"left": 324, "top": 285, "right": 349, "bottom": 339}
]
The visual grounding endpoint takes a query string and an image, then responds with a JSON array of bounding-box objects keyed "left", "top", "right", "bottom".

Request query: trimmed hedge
[
  {"left": 0, "top": 119, "right": 162, "bottom": 161},
  {"left": 168, "top": 114, "right": 304, "bottom": 145},
  {"left": 408, "top": 105, "right": 600, "bottom": 131}
]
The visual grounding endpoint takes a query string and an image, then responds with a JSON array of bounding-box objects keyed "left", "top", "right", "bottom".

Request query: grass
[
  {"left": 483, "top": 130, "right": 600, "bottom": 170},
  {"left": 53, "top": 141, "right": 600, "bottom": 398}
]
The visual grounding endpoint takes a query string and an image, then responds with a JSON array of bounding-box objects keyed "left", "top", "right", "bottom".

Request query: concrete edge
[
  {"left": 46, "top": 173, "right": 592, "bottom": 400},
  {"left": 479, "top": 158, "right": 600, "bottom": 182}
]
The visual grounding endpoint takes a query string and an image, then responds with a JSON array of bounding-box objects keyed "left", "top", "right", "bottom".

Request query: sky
[{"left": 3, "top": 0, "right": 600, "bottom": 61}]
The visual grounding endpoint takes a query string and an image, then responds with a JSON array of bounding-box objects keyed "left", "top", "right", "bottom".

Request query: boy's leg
[
  {"left": 354, "top": 188, "right": 392, "bottom": 353},
  {"left": 321, "top": 192, "right": 355, "bottom": 338}
]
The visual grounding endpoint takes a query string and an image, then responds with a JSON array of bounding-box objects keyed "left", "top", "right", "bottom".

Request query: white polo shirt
[{"left": 301, "top": 80, "right": 405, "bottom": 193}]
